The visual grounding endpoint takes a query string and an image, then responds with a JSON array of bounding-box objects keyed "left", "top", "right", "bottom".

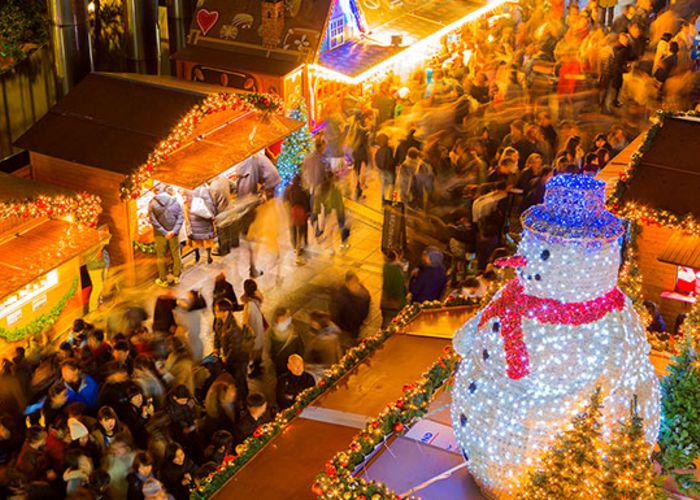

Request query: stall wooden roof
[
  {"left": 15, "top": 73, "right": 301, "bottom": 184},
  {"left": 0, "top": 219, "right": 105, "bottom": 301},
  {"left": 152, "top": 112, "right": 302, "bottom": 189},
  {"left": 658, "top": 232, "right": 700, "bottom": 270},
  {"left": 615, "top": 117, "right": 700, "bottom": 220},
  {"left": 319, "top": 0, "right": 486, "bottom": 77},
  {"left": 0, "top": 172, "right": 74, "bottom": 201}
]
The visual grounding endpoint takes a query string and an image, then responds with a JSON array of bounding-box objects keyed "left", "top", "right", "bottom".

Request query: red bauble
[
  {"left": 311, "top": 483, "right": 324, "bottom": 496},
  {"left": 252, "top": 427, "right": 263, "bottom": 438},
  {"left": 394, "top": 422, "right": 404, "bottom": 433},
  {"left": 325, "top": 464, "right": 336, "bottom": 477},
  {"left": 396, "top": 400, "right": 405, "bottom": 409}
]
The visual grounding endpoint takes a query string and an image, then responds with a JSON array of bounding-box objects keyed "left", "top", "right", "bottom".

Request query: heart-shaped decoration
[{"left": 196, "top": 9, "right": 219, "bottom": 37}]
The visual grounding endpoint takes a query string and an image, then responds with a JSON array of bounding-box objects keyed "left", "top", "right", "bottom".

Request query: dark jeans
[{"left": 598, "top": 6, "right": 614, "bottom": 27}]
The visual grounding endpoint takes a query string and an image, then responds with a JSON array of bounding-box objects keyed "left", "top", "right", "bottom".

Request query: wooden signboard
[{"left": 382, "top": 200, "right": 406, "bottom": 254}]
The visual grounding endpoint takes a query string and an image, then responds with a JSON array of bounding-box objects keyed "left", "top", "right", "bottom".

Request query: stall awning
[
  {"left": 0, "top": 220, "right": 107, "bottom": 301},
  {"left": 658, "top": 232, "right": 700, "bottom": 270},
  {"left": 151, "top": 112, "right": 303, "bottom": 190}
]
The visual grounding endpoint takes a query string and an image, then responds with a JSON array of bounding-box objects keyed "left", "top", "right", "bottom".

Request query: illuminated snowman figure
[{"left": 451, "top": 175, "right": 660, "bottom": 498}]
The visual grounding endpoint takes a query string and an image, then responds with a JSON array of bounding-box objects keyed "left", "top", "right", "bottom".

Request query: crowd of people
[
  {"left": 0, "top": 264, "right": 376, "bottom": 499},
  {"left": 0, "top": 0, "right": 697, "bottom": 498}
]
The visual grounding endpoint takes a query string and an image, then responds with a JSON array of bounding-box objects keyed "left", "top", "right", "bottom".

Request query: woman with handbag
[{"left": 186, "top": 186, "right": 217, "bottom": 264}]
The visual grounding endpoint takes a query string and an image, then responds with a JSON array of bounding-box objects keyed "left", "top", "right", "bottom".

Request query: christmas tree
[
  {"left": 603, "top": 396, "right": 659, "bottom": 499},
  {"left": 657, "top": 338, "right": 700, "bottom": 495},
  {"left": 276, "top": 99, "right": 312, "bottom": 187},
  {"left": 520, "top": 388, "right": 604, "bottom": 499}
]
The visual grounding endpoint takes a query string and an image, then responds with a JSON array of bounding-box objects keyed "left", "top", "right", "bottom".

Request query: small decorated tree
[
  {"left": 276, "top": 99, "right": 312, "bottom": 187},
  {"left": 603, "top": 396, "right": 659, "bottom": 499},
  {"left": 520, "top": 388, "right": 604, "bottom": 499},
  {"left": 657, "top": 338, "right": 700, "bottom": 495}
]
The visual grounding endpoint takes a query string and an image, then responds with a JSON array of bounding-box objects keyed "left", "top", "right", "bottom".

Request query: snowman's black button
[
  {"left": 460, "top": 414, "right": 467, "bottom": 426},
  {"left": 527, "top": 274, "right": 532, "bottom": 280},
  {"left": 482, "top": 349, "right": 489, "bottom": 360},
  {"left": 534, "top": 274, "right": 541, "bottom": 281},
  {"left": 541, "top": 249, "right": 550, "bottom": 261},
  {"left": 469, "top": 381, "right": 477, "bottom": 393},
  {"left": 492, "top": 322, "right": 500, "bottom": 332}
]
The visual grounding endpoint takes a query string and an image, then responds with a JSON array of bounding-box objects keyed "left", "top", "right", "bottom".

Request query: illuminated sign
[{"left": 0, "top": 269, "right": 59, "bottom": 319}]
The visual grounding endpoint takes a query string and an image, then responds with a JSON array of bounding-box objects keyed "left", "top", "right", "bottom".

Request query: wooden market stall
[
  {"left": 0, "top": 173, "right": 109, "bottom": 358},
  {"left": 171, "top": 0, "right": 501, "bottom": 123},
  {"left": 15, "top": 72, "right": 302, "bottom": 285},
  {"left": 597, "top": 114, "right": 700, "bottom": 329}
]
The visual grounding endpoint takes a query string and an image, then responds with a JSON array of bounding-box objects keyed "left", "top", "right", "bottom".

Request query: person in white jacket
[{"left": 241, "top": 278, "right": 266, "bottom": 378}]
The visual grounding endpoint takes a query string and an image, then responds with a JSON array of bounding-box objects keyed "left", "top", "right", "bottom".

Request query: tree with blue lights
[{"left": 276, "top": 99, "right": 312, "bottom": 186}]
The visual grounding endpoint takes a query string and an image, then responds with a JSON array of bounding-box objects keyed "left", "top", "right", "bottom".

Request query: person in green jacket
[{"left": 381, "top": 250, "right": 407, "bottom": 328}]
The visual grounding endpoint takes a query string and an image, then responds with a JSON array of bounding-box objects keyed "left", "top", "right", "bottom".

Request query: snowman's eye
[{"left": 541, "top": 249, "right": 550, "bottom": 261}]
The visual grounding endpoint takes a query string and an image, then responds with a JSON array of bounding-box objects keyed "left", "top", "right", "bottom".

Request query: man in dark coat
[
  {"left": 276, "top": 355, "right": 315, "bottom": 410},
  {"left": 600, "top": 33, "right": 632, "bottom": 113},
  {"left": 148, "top": 185, "right": 184, "bottom": 286},
  {"left": 331, "top": 271, "right": 371, "bottom": 342},
  {"left": 213, "top": 299, "right": 250, "bottom": 401},
  {"left": 212, "top": 273, "right": 244, "bottom": 312},
  {"left": 235, "top": 393, "right": 273, "bottom": 443}
]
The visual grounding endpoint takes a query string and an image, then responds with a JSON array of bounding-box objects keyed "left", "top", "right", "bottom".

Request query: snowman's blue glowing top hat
[{"left": 521, "top": 174, "right": 625, "bottom": 241}]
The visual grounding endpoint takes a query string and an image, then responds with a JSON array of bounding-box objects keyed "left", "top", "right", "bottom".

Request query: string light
[
  {"left": 0, "top": 192, "right": 102, "bottom": 227},
  {"left": 119, "top": 92, "right": 282, "bottom": 200},
  {"left": 452, "top": 174, "right": 661, "bottom": 497}
]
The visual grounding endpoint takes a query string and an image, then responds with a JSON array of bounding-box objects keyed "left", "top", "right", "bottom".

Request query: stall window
[{"left": 328, "top": 17, "right": 345, "bottom": 49}]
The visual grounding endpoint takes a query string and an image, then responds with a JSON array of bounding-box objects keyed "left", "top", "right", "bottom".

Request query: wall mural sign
[
  {"left": 196, "top": 9, "right": 220, "bottom": 36},
  {"left": 189, "top": 0, "right": 329, "bottom": 59}
]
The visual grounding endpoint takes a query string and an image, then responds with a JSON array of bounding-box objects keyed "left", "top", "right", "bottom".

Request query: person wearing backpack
[
  {"left": 186, "top": 186, "right": 216, "bottom": 264},
  {"left": 148, "top": 184, "right": 184, "bottom": 287}
]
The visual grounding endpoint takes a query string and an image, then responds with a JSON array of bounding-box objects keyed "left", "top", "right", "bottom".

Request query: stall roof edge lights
[{"left": 308, "top": 0, "right": 508, "bottom": 85}]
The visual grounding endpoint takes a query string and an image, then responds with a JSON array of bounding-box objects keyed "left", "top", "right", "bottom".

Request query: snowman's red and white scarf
[{"left": 478, "top": 279, "right": 626, "bottom": 380}]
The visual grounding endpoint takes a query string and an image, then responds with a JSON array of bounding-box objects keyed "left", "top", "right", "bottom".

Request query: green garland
[
  {"left": 133, "top": 240, "right": 156, "bottom": 254},
  {"left": 312, "top": 348, "right": 459, "bottom": 499},
  {"left": 192, "top": 293, "right": 491, "bottom": 498},
  {"left": 0, "top": 278, "right": 78, "bottom": 342},
  {"left": 608, "top": 110, "right": 700, "bottom": 237},
  {"left": 0, "top": 0, "right": 48, "bottom": 75},
  {"left": 656, "top": 338, "right": 700, "bottom": 495}
]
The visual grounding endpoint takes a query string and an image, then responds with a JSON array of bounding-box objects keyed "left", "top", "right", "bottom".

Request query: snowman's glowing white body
[{"left": 451, "top": 175, "right": 660, "bottom": 498}]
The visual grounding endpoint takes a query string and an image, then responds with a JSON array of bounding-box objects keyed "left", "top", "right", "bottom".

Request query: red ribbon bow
[{"left": 478, "top": 280, "right": 626, "bottom": 379}]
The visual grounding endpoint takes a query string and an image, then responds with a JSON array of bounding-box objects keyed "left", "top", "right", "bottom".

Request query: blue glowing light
[{"left": 521, "top": 174, "right": 624, "bottom": 241}]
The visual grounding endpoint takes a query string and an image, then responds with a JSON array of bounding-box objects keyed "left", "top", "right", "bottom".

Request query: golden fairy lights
[
  {"left": 520, "top": 390, "right": 658, "bottom": 499},
  {"left": 0, "top": 192, "right": 102, "bottom": 227}
]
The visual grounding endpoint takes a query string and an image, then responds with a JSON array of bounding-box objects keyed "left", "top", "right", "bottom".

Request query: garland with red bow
[
  {"left": 0, "top": 192, "right": 102, "bottom": 227},
  {"left": 312, "top": 347, "right": 459, "bottom": 499}
]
